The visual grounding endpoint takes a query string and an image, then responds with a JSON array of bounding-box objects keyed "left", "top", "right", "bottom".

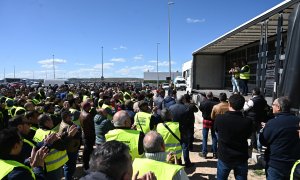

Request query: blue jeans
[
  {"left": 181, "top": 132, "right": 191, "bottom": 164},
  {"left": 231, "top": 77, "right": 240, "bottom": 93},
  {"left": 266, "top": 166, "right": 290, "bottom": 180},
  {"left": 217, "top": 159, "right": 248, "bottom": 180},
  {"left": 202, "top": 127, "right": 217, "bottom": 154},
  {"left": 64, "top": 151, "right": 79, "bottom": 180}
]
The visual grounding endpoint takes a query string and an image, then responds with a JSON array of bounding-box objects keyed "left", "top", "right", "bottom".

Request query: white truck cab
[{"left": 173, "top": 76, "right": 186, "bottom": 91}]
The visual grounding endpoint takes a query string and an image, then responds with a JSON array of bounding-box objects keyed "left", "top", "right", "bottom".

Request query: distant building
[{"left": 144, "top": 72, "right": 181, "bottom": 81}]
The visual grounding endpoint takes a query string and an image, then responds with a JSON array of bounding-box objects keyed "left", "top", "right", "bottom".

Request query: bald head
[
  {"left": 143, "top": 131, "right": 165, "bottom": 153},
  {"left": 112, "top": 110, "right": 131, "bottom": 128}
]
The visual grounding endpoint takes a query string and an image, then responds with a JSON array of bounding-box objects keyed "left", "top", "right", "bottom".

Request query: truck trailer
[{"left": 186, "top": 0, "right": 300, "bottom": 114}]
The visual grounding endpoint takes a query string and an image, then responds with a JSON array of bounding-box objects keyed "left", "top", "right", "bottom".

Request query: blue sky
[{"left": 0, "top": 0, "right": 283, "bottom": 79}]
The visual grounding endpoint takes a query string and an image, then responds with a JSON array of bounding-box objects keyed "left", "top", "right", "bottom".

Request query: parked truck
[{"left": 184, "top": 0, "right": 300, "bottom": 113}]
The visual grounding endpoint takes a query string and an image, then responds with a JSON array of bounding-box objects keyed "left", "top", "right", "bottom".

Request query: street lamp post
[
  {"left": 156, "top": 42, "right": 160, "bottom": 89},
  {"left": 101, "top": 46, "right": 104, "bottom": 80},
  {"left": 168, "top": 0, "right": 174, "bottom": 81}
]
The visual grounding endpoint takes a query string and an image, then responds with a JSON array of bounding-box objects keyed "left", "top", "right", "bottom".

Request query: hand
[
  {"left": 166, "top": 152, "right": 177, "bottom": 164},
  {"left": 261, "top": 122, "right": 266, "bottom": 128},
  {"left": 152, "top": 106, "right": 158, "bottom": 113},
  {"left": 30, "top": 146, "right": 49, "bottom": 168},
  {"left": 133, "top": 171, "right": 157, "bottom": 180},
  {"left": 68, "top": 124, "right": 78, "bottom": 137},
  {"left": 44, "top": 133, "right": 59, "bottom": 145},
  {"left": 131, "top": 124, "right": 137, "bottom": 130}
]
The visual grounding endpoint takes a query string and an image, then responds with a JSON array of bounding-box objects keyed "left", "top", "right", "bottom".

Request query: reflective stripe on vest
[
  {"left": 44, "top": 149, "right": 68, "bottom": 172},
  {"left": 23, "top": 139, "right": 36, "bottom": 148},
  {"left": 134, "top": 112, "right": 152, "bottom": 133},
  {"left": 156, "top": 122, "right": 182, "bottom": 159},
  {"left": 30, "top": 126, "right": 38, "bottom": 131},
  {"left": 0, "top": 159, "right": 35, "bottom": 180},
  {"left": 33, "top": 129, "right": 68, "bottom": 172},
  {"left": 105, "top": 129, "right": 142, "bottom": 160},
  {"left": 240, "top": 65, "right": 250, "bottom": 79},
  {"left": 32, "top": 99, "right": 40, "bottom": 105},
  {"left": 132, "top": 158, "right": 183, "bottom": 180},
  {"left": 290, "top": 160, "right": 300, "bottom": 180}
]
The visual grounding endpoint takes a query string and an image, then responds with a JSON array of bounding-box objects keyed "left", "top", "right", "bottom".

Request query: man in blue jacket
[{"left": 260, "top": 96, "right": 300, "bottom": 179}]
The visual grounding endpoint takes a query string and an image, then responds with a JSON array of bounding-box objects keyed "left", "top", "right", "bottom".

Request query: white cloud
[
  {"left": 133, "top": 54, "right": 143, "bottom": 61},
  {"left": 38, "top": 58, "right": 67, "bottom": 69},
  {"left": 94, "top": 63, "right": 114, "bottom": 69},
  {"left": 120, "top": 45, "right": 127, "bottom": 50},
  {"left": 111, "top": 58, "right": 126, "bottom": 62},
  {"left": 116, "top": 65, "right": 155, "bottom": 76},
  {"left": 186, "top": 17, "right": 205, "bottom": 24},
  {"left": 113, "top": 45, "right": 127, "bottom": 50},
  {"left": 148, "top": 60, "right": 176, "bottom": 66}
]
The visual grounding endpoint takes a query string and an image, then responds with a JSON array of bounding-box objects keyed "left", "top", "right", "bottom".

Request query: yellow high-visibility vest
[
  {"left": 105, "top": 129, "right": 142, "bottom": 160},
  {"left": 240, "top": 65, "right": 250, "bottom": 79},
  {"left": 23, "top": 138, "right": 36, "bottom": 148},
  {"left": 156, "top": 122, "right": 182, "bottom": 159},
  {"left": 0, "top": 159, "right": 35, "bottom": 180},
  {"left": 132, "top": 158, "right": 183, "bottom": 180},
  {"left": 134, "top": 112, "right": 152, "bottom": 133},
  {"left": 33, "top": 129, "right": 68, "bottom": 172},
  {"left": 102, "top": 104, "right": 113, "bottom": 120},
  {"left": 14, "top": 107, "right": 26, "bottom": 116},
  {"left": 290, "top": 160, "right": 300, "bottom": 180}
]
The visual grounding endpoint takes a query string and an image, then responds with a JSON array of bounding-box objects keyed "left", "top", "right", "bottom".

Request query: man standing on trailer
[{"left": 239, "top": 61, "right": 250, "bottom": 96}]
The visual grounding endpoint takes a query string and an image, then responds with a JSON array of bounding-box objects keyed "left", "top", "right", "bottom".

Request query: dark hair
[
  {"left": 228, "top": 94, "right": 245, "bottom": 111},
  {"left": 0, "top": 128, "right": 21, "bottom": 158},
  {"left": 61, "top": 110, "right": 70, "bottom": 121},
  {"left": 8, "top": 115, "right": 25, "bottom": 127},
  {"left": 219, "top": 93, "right": 227, "bottom": 102},
  {"left": 252, "top": 87, "right": 261, "bottom": 96},
  {"left": 277, "top": 96, "right": 291, "bottom": 112},
  {"left": 38, "top": 114, "right": 51, "bottom": 127},
  {"left": 89, "top": 140, "right": 131, "bottom": 179},
  {"left": 183, "top": 94, "right": 191, "bottom": 103},
  {"left": 207, "top": 91, "right": 213, "bottom": 99},
  {"left": 25, "top": 110, "right": 39, "bottom": 119}
]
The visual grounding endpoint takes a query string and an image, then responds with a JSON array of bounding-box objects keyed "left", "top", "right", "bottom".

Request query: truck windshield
[{"left": 177, "top": 80, "right": 186, "bottom": 84}]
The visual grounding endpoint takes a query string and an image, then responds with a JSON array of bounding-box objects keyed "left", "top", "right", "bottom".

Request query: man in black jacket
[
  {"left": 260, "top": 97, "right": 300, "bottom": 179},
  {"left": 169, "top": 95, "right": 193, "bottom": 167},
  {"left": 214, "top": 94, "right": 252, "bottom": 179},
  {"left": 243, "top": 88, "right": 268, "bottom": 152},
  {"left": 199, "top": 92, "right": 218, "bottom": 158}
]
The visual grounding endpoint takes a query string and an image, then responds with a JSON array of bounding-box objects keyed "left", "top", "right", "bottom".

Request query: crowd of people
[{"left": 0, "top": 82, "right": 299, "bottom": 180}]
